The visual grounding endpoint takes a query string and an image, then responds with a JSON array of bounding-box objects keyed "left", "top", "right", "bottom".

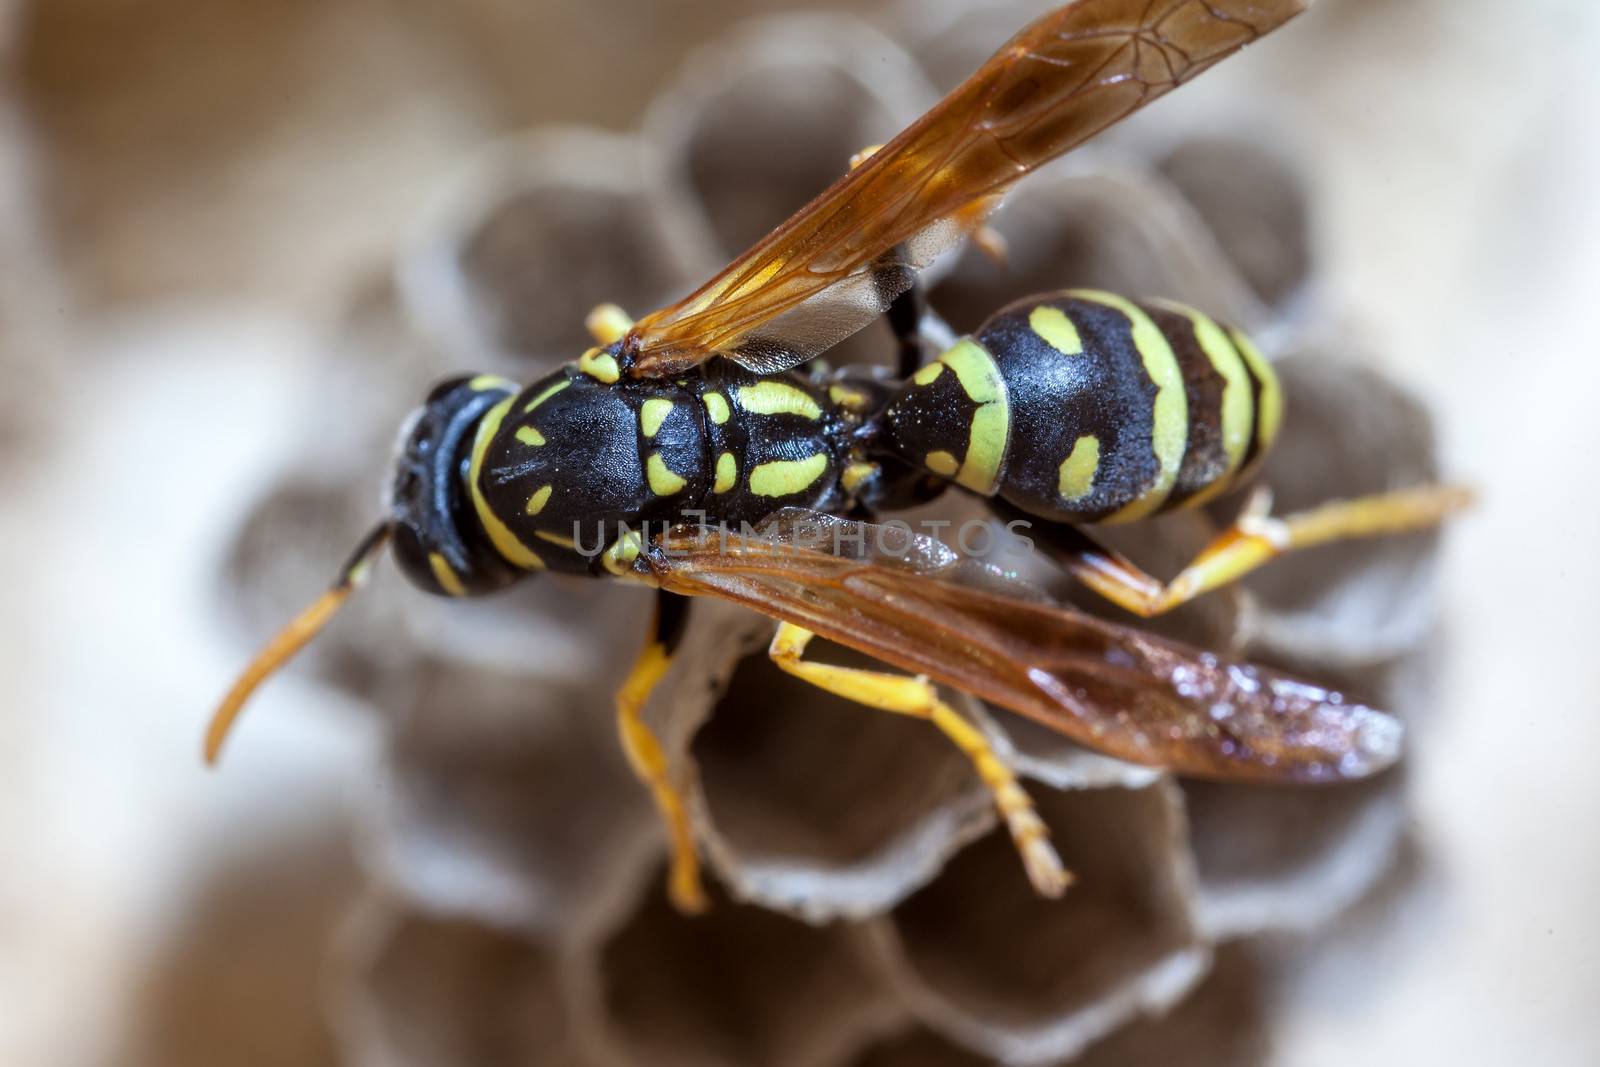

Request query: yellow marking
[
  {"left": 911, "top": 361, "right": 944, "bottom": 385},
  {"left": 602, "top": 528, "right": 645, "bottom": 577},
  {"left": 522, "top": 378, "right": 570, "bottom": 414},
  {"left": 962, "top": 403, "right": 1010, "bottom": 497},
  {"left": 713, "top": 452, "right": 737, "bottom": 494},
  {"left": 924, "top": 450, "right": 959, "bottom": 477},
  {"left": 467, "top": 396, "right": 546, "bottom": 570},
  {"left": 1230, "top": 327, "right": 1284, "bottom": 455},
  {"left": 524, "top": 484, "right": 553, "bottom": 515},
  {"left": 736, "top": 381, "right": 822, "bottom": 420},
  {"left": 937, "top": 338, "right": 1010, "bottom": 495},
  {"left": 1057, "top": 435, "right": 1101, "bottom": 501},
  {"left": 646, "top": 453, "right": 688, "bottom": 496},
  {"left": 535, "top": 529, "right": 577, "bottom": 549},
  {"left": 1150, "top": 299, "right": 1254, "bottom": 507},
  {"left": 829, "top": 384, "right": 869, "bottom": 410},
  {"left": 514, "top": 425, "right": 545, "bottom": 447},
  {"left": 578, "top": 346, "right": 620, "bottom": 384},
  {"left": 749, "top": 453, "right": 828, "bottom": 498},
  {"left": 841, "top": 461, "right": 878, "bottom": 494},
  {"left": 1029, "top": 305, "right": 1084, "bottom": 356},
  {"left": 640, "top": 398, "right": 673, "bottom": 438},
  {"left": 585, "top": 303, "right": 633, "bottom": 346},
  {"left": 1069, "top": 291, "right": 1188, "bottom": 523},
  {"left": 702, "top": 392, "right": 731, "bottom": 425},
  {"left": 468, "top": 374, "right": 514, "bottom": 393},
  {"left": 427, "top": 552, "right": 467, "bottom": 597}
]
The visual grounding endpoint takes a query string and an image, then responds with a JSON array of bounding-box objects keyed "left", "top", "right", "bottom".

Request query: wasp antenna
[{"left": 204, "top": 522, "right": 393, "bottom": 766}]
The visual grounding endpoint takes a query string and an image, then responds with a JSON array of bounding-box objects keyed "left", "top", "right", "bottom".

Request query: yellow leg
[
  {"left": 768, "top": 622, "right": 1070, "bottom": 898},
  {"left": 616, "top": 593, "right": 707, "bottom": 914},
  {"left": 585, "top": 303, "right": 634, "bottom": 346},
  {"left": 1066, "top": 484, "right": 1474, "bottom": 618}
]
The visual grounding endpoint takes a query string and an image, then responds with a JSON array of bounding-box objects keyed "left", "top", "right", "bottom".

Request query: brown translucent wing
[
  {"left": 624, "top": 0, "right": 1309, "bottom": 376},
  {"left": 643, "top": 513, "right": 1400, "bottom": 782}
]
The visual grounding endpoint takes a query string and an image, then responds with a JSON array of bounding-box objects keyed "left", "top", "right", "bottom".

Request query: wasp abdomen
[{"left": 881, "top": 291, "right": 1282, "bottom": 524}]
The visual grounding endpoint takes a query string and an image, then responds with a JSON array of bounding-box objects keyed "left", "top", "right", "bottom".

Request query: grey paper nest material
[{"left": 212, "top": 10, "right": 1457, "bottom": 1066}]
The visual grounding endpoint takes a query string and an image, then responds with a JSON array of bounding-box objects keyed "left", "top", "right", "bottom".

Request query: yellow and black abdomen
[{"left": 881, "top": 290, "right": 1282, "bottom": 524}]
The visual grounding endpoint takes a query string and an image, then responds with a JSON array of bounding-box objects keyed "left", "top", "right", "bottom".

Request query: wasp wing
[
  {"left": 624, "top": 0, "right": 1309, "bottom": 376},
  {"left": 645, "top": 511, "right": 1400, "bottom": 783}
]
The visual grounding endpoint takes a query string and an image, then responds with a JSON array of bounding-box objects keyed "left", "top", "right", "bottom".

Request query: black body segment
[
  {"left": 389, "top": 374, "right": 527, "bottom": 596},
  {"left": 699, "top": 369, "right": 848, "bottom": 528},
  {"left": 880, "top": 291, "right": 1281, "bottom": 525},
  {"left": 466, "top": 355, "right": 851, "bottom": 575},
  {"left": 449, "top": 291, "right": 1280, "bottom": 583}
]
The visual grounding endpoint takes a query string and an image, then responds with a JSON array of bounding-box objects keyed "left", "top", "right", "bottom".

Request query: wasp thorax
[
  {"left": 389, "top": 374, "right": 527, "bottom": 597},
  {"left": 470, "top": 366, "right": 711, "bottom": 575}
]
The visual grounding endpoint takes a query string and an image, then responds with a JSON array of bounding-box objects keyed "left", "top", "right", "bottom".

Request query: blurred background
[{"left": 2, "top": 0, "right": 1598, "bottom": 1064}]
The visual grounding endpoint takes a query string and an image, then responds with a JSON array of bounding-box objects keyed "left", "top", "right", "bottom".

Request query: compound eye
[{"left": 388, "top": 374, "right": 526, "bottom": 598}]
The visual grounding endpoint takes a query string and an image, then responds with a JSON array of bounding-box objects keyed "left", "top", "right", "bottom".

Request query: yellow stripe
[
  {"left": 936, "top": 338, "right": 1010, "bottom": 495},
  {"left": 578, "top": 347, "right": 620, "bottom": 384},
  {"left": 829, "top": 384, "right": 869, "bottom": 410},
  {"left": 702, "top": 392, "right": 731, "bottom": 425},
  {"left": 911, "top": 361, "right": 944, "bottom": 385},
  {"left": 1029, "top": 305, "right": 1084, "bottom": 356},
  {"left": 646, "top": 453, "right": 688, "bottom": 496},
  {"left": 640, "top": 398, "right": 673, "bottom": 437},
  {"left": 749, "top": 453, "right": 828, "bottom": 497},
  {"left": 712, "top": 452, "right": 737, "bottom": 493},
  {"left": 427, "top": 552, "right": 467, "bottom": 597},
  {"left": 1230, "top": 327, "right": 1284, "bottom": 455},
  {"left": 602, "top": 528, "right": 645, "bottom": 578},
  {"left": 925, "top": 450, "right": 958, "bottom": 477},
  {"left": 1149, "top": 299, "right": 1253, "bottom": 507},
  {"left": 468, "top": 374, "right": 515, "bottom": 393},
  {"left": 524, "top": 484, "right": 552, "bottom": 515},
  {"left": 535, "top": 529, "right": 577, "bottom": 549},
  {"left": 468, "top": 397, "right": 545, "bottom": 570},
  {"left": 1057, "top": 435, "right": 1100, "bottom": 501},
  {"left": 514, "top": 425, "right": 545, "bottom": 447},
  {"left": 736, "top": 381, "right": 821, "bottom": 420},
  {"left": 841, "top": 461, "right": 877, "bottom": 494},
  {"left": 1069, "top": 290, "right": 1187, "bottom": 523},
  {"left": 522, "top": 378, "right": 570, "bottom": 413}
]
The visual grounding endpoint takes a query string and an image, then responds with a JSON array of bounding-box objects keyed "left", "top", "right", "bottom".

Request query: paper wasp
[{"left": 207, "top": 0, "right": 1469, "bottom": 913}]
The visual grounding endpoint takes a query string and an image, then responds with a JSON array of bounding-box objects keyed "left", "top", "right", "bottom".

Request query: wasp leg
[
  {"left": 585, "top": 303, "right": 634, "bottom": 346},
  {"left": 767, "top": 621, "right": 1070, "bottom": 898},
  {"left": 616, "top": 590, "right": 707, "bottom": 914},
  {"left": 1036, "top": 484, "right": 1473, "bottom": 618},
  {"left": 884, "top": 277, "right": 925, "bottom": 380}
]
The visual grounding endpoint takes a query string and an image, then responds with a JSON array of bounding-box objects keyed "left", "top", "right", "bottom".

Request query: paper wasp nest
[{"left": 206, "top": 7, "right": 1450, "bottom": 1066}]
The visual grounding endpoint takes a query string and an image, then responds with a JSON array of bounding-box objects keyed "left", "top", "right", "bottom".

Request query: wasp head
[{"left": 389, "top": 375, "right": 526, "bottom": 597}]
